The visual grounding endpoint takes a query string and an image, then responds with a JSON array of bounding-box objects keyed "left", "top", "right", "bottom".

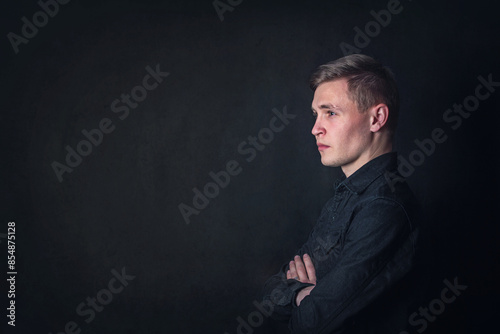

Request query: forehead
[{"left": 312, "top": 79, "right": 353, "bottom": 108}]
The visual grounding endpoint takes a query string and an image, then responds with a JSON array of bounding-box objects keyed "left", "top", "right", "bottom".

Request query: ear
[{"left": 369, "top": 103, "right": 389, "bottom": 133}]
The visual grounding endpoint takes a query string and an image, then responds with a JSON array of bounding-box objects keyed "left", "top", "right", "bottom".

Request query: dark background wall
[{"left": 1, "top": 0, "right": 499, "bottom": 333}]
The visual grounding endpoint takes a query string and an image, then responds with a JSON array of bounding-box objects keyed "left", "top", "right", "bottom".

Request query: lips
[{"left": 317, "top": 143, "right": 329, "bottom": 151}]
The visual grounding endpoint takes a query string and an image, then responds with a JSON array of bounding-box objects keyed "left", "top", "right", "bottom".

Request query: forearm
[
  {"left": 262, "top": 264, "right": 315, "bottom": 321},
  {"left": 289, "top": 200, "right": 418, "bottom": 332},
  {"left": 290, "top": 237, "right": 416, "bottom": 333}
]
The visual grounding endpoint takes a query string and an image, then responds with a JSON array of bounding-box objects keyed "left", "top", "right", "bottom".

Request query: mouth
[{"left": 317, "top": 143, "right": 329, "bottom": 151}]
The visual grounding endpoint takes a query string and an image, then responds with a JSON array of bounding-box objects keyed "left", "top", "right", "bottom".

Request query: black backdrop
[{"left": 2, "top": 0, "right": 500, "bottom": 333}]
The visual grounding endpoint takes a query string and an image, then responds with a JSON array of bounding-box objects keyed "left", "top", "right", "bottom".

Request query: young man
[{"left": 262, "top": 54, "right": 425, "bottom": 333}]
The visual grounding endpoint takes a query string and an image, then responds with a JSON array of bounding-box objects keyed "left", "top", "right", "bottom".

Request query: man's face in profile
[{"left": 311, "top": 79, "right": 372, "bottom": 172}]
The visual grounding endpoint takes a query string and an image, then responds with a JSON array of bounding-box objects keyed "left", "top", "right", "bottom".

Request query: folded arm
[{"left": 289, "top": 198, "right": 417, "bottom": 333}]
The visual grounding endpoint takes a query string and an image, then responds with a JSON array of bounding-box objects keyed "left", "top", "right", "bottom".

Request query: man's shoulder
[
  {"left": 348, "top": 170, "right": 422, "bottom": 241},
  {"left": 353, "top": 169, "right": 417, "bottom": 216}
]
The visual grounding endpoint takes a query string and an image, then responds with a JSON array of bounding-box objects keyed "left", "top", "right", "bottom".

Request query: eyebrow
[{"left": 311, "top": 104, "right": 341, "bottom": 112}]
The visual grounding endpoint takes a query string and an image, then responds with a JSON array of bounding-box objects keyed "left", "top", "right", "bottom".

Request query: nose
[{"left": 311, "top": 117, "right": 324, "bottom": 137}]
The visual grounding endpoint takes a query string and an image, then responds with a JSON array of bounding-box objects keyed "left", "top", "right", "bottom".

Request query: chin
[{"left": 320, "top": 158, "right": 340, "bottom": 168}]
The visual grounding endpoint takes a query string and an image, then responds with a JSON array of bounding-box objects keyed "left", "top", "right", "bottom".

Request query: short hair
[{"left": 310, "top": 54, "right": 400, "bottom": 135}]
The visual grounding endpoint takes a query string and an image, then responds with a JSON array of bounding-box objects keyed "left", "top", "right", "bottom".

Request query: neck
[{"left": 341, "top": 137, "right": 393, "bottom": 178}]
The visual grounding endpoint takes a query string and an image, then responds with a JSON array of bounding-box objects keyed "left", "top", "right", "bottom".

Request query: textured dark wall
[{"left": 2, "top": 0, "right": 499, "bottom": 333}]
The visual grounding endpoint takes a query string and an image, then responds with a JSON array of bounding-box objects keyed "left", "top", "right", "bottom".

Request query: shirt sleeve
[
  {"left": 289, "top": 198, "right": 418, "bottom": 333},
  {"left": 261, "top": 248, "right": 316, "bottom": 321}
]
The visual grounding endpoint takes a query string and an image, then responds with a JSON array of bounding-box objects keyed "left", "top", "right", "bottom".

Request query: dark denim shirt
[{"left": 262, "top": 152, "right": 423, "bottom": 333}]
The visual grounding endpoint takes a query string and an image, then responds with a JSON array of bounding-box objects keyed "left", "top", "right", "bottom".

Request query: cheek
[
  {"left": 348, "top": 115, "right": 370, "bottom": 136},
  {"left": 340, "top": 120, "right": 369, "bottom": 148},
  {"left": 333, "top": 120, "right": 356, "bottom": 136},
  {"left": 325, "top": 121, "right": 346, "bottom": 138}
]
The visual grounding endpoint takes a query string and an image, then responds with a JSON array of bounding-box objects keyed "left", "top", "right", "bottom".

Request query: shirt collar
[{"left": 335, "top": 152, "right": 398, "bottom": 194}]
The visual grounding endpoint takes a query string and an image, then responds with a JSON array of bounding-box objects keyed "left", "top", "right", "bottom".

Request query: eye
[
  {"left": 312, "top": 111, "right": 318, "bottom": 118},
  {"left": 329, "top": 111, "right": 336, "bottom": 116}
]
